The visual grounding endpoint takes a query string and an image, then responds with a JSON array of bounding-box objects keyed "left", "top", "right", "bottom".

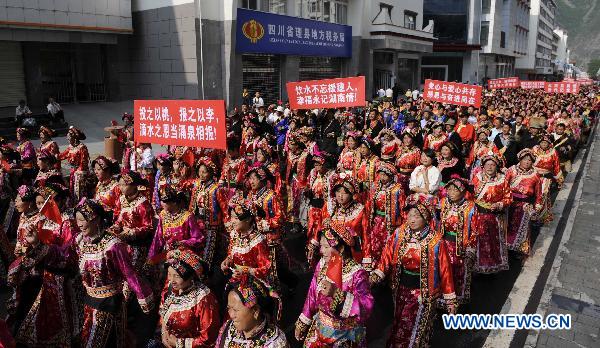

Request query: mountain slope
[{"left": 555, "top": 0, "right": 600, "bottom": 67}]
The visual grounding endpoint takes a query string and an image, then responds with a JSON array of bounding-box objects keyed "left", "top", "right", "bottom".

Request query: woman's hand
[
  {"left": 220, "top": 258, "right": 231, "bottom": 272},
  {"left": 320, "top": 279, "right": 337, "bottom": 297}
]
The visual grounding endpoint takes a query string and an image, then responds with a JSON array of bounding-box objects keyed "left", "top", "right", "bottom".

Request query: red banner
[
  {"left": 520, "top": 81, "right": 546, "bottom": 89},
  {"left": 287, "top": 76, "right": 366, "bottom": 110},
  {"left": 544, "top": 82, "right": 580, "bottom": 94},
  {"left": 134, "top": 100, "right": 226, "bottom": 150},
  {"left": 423, "top": 79, "right": 482, "bottom": 108},
  {"left": 576, "top": 78, "right": 594, "bottom": 86},
  {"left": 488, "top": 77, "right": 520, "bottom": 89}
]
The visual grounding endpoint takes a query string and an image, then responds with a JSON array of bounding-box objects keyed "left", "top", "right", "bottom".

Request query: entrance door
[
  {"left": 242, "top": 54, "right": 281, "bottom": 106},
  {"left": 421, "top": 65, "right": 448, "bottom": 82},
  {"left": 0, "top": 41, "right": 26, "bottom": 107},
  {"left": 374, "top": 69, "right": 393, "bottom": 92}
]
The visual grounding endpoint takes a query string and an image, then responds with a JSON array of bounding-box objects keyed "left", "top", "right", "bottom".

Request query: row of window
[
  {"left": 535, "top": 58, "right": 551, "bottom": 68},
  {"left": 538, "top": 20, "right": 554, "bottom": 35},
  {"left": 240, "top": 0, "right": 349, "bottom": 25}
]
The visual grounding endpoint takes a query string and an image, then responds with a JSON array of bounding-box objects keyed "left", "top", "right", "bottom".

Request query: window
[
  {"left": 404, "top": 11, "right": 416, "bottom": 30},
  {"left": 482, "top": 0, "right": 491, "bottom": 14},
  {"left": 241, "top": 0, "right": 258, "bottom": 9},
  {"left": 240, "top": 0, "right": 286, "bottom": 14},
  {"left": 500, "top": 31, "right": 506, "bottom": 48},
  {"left": 297, "top": 0, "right": 348, "bottom": 24},
  {"left": 480, "top": 21, "right": 490, "bottom": 46}
]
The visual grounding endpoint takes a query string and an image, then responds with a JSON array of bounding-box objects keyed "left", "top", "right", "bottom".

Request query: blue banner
[{"left": 236, "top": 8, "right": 352, "bottom": 58}]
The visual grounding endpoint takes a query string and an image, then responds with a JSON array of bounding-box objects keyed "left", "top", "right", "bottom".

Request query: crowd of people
[{"left": 0, "top": 84, "right": 597, "bottom": 348}]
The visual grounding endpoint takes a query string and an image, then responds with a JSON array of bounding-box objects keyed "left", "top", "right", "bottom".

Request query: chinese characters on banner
[
  {"left": 134, "top": 100, "right": 227, "bottom": 150},
  {"left": 423, "top": 79, "right": 482, "bottom": 108},
  {"left": 544, "top": 82, "right": 580, "bottom": 94},
  {"left": 520, "top": 81, "right": 546, "bottom": 89},
  {"left": 576, "top": 78, "right": 594, "bottom": 86},
  {"left": 287, "top": 76, "right": 366, "bottom": 109},
  {"left": 488, "top": 77, "right": 520, "bottom": 89}
]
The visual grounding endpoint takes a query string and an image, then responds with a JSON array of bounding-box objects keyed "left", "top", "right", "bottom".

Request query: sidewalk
[{"left": 529, "top": 128, "right": 600, "bottom": 348}]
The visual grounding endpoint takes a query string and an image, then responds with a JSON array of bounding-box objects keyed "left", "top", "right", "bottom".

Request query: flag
[
  {"left": 40, "top": 196, "right": 63, "bottom": 225},
  {"left": 0, "top": 160, "right": 10, "bottom": 173},
  {"left": 325, "top": 252, "right": 343, "bottom": 289}
]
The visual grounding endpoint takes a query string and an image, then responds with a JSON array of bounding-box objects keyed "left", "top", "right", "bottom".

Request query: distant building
[
  {"left": 421, "top": 0, "right": 482, "bottom": 84},
  {"left": 552, "top": 27, "right": 570, "bottom": 78},
  {"left": 118, "top": 0, "right": 435, "bottom": 106},
  {"left": 515, "top": 0, "right": 558, "bottom": 79},
  {"left": 479, "top": 0, "right": 530, "bottom": 81},
  {"left": 0, "top": 0, "right": 132, "bottom": 108}
]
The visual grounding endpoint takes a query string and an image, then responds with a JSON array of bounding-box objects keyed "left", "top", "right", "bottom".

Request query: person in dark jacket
[
  {"left": 444, "top": 117, "right": 463, "bottom": 150},
  {"left": 494, "top": 121, "right": 519, "bottom": 168},
  {"left": 317, "top": 109, "right": 342, "bottom": 156}
]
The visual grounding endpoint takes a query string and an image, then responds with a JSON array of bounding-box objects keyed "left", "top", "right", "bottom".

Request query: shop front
[{"left": 236, "top": 8, "right": 352, "bottom": 105}]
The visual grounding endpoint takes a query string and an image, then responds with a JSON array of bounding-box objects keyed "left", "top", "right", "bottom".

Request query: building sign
[
  {"left": 520, "top": 81, "right": 546, "bottom": 89},
  {"left": 423, "top": 79, "right": 482, "bottom": 108},
  {"left": 134, "top": 100, "right": 226, "bottom": 150},
  {"left": 544, "top": 82, "right": 580, "bottom": 94},
  {"left": 236, "top": 8, "right": 352, "bottom": 57},
  {"left": 488, "top": 77, "right": 520, "bottom": 89},
  {"left": 287, "top": 76, "right": 365, "bottom": 109}
]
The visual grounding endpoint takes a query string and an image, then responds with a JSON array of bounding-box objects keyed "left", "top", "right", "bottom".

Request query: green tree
[{"left": 588, "top": 59, "right": 600, "bottom": 78}]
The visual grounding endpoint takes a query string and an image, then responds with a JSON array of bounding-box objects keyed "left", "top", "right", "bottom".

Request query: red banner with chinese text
[
  {"left": 134, "top": 100, "right": 226, "bottom": 150},
  {"left": 544, "top": 82, "right": 580, "bottom": 94},
  {"left": 488, "top": 77, "right": 520, "bottom": 89},
  {"left": 520, "top": 81, "right": 546, "bottom": 89},
  {"left": 423, "top": 79, "right": 482, "bottom": 108},
  {"left": 576, "top": 78, "right": 594, "bottom": 86},
  {"left": 287, "top": 76, "right": 366, "bottom": 110}
]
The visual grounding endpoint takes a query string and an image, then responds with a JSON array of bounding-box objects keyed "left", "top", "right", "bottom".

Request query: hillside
[{"left": 555, "top": 0, "right": 600, "bottom": 67}]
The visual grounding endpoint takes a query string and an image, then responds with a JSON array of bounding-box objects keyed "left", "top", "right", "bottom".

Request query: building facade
[
  {"left": 552, "top": 27, "right": 570, "bottom": 79},
  {"left": 421, "top": 0, "right": 481, "bottom": 84},
  {"left": 515, "top": 0, "right": 557, "bottom": 79},
  {"left": 479, "top": 0, "right": 530, "bottom": 81},
  {"left": 0, "top": 0, "right": 132, "bottom": 108},
  {"left": 117, "top": 0, "right": 434, "bottom": 107}
]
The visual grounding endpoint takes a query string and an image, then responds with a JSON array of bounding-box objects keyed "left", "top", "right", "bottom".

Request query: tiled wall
[
  {"left": 117, "top": 2, "right": 198, "bottom": 99},
  {"left": 0, "top": 0, "right": 133, "bottom": 31}
]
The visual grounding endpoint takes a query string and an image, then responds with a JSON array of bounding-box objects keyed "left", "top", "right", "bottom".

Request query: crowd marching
[{"left": 0, "top": 84, "right": 598, "bottom": 348}]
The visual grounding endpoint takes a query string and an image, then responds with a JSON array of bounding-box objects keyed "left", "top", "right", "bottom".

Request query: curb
[{"left": 482, "top": 121, "right": 599, "bottom": 348}]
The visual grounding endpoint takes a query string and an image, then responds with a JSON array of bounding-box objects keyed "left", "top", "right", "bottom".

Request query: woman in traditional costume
[
  {"left": 148, "top": 185, "right": 205, "bottom": 265},
  {"left": 190, "top": 156, "right": 227, "bottom": 266},
  {"left": 74, "top": 198, "right": 153, "bottom": 347},
  {"left": 13, "top": 183, "right": 75, "bottom": 347},
  {"left": 220, "top": 203, "right": 273, "bottom": 284},
  {"left": 337, "top": 131, "right": 362, "bottom": 176},
  {"left": 395, "top": 132, "right": 421, "bottom": 194},
  {"left": 437, "top": 177, "right": 476, "bottom": 305},
  {"left": 108, "top": 171, "right": 155, "bottom": 274},
  {"left": 92, "top": 156, "right": 121, "bottom": 221},
  {"left": 38, "top": 126, "right": 60, "bottom": 170},
  {"left": 370, "top": 193, "right": 457, "bottom": 347},
  {"left": 216, "top": 274, "right": 288, "bottom": 348},
  {"left": 15, "top": 128, "right": 37, "bottom": 186},
  {"left": 532, "top": 133, "right": 563, "bottom": 224},
  {"left": 423, "top": 122, "right": 447, "bottom": 154},
  {"left": 59, "top": 126, "right": 94, "bottom": 203},
  {"left": 34, "top": 149, "right": 64, "bottom": 188},
  {"left": 153, "top": 154, "right": 174, "bottom": 213},
  {"left": 295, "top": 227, "right": 374, "bottom": 347},
  {"left": 309, "top": 173, "right": 370, "bottom": 270},
  {"left": 472, "top": 154, "right": 511, "bottom": 274},
  {"left": 368, "top": 162, "right": 405, "bottom": 265},
  {"left": 466, "top": 125, "right": 500, "bottom": 177},
  {"left": 505, "top": 149, "right": 543, "bottom": 257},
  {"left": 148, "top": 248, "right": 220, "bottom": 348},
  {"left": 305, "top": 151, "right": 334, "bottom": 244}
]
